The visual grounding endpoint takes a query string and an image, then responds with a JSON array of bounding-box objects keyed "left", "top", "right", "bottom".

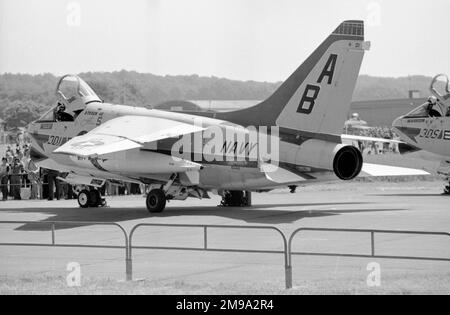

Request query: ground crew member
[{"left": 0, "top": 158, "right": 10, "bottom": 201}]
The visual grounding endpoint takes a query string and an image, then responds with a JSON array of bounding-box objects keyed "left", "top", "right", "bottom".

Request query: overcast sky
[{"left": 0, "top": 0, "right": 449, "bottom": 81}]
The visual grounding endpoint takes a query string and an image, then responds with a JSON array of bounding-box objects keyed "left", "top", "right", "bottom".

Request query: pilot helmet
[
  {"left": 428, "top": 96, "right": 437, "bottom": 105},
  {"left": 352, "top": 113, "right": 360, "bottom": 119},
  {"left": 57, "top": 102, "right": 66, "bottom": 111}
]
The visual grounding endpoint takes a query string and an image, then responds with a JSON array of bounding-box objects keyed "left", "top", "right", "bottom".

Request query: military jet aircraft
[
  {"left": 28, "top": 20, "right": 427, "bottom": 212},
  {"left": 393, "top": 74, "right": 450, "bottom": 194}
]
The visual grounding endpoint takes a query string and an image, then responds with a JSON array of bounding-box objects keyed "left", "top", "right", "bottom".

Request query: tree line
[{"left": 0, "top": 71, "right": 438, "bottom": 128}]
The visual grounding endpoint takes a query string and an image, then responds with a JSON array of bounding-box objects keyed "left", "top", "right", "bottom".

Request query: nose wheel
[
  {"left": 78, "top": 190, "right": 90, "bottom": 208},
  {"left": 77, "top": 189, "right": 106, "bottom": 208},
  {"left": 146, "top": 189, "right": 167, "bottom": 213}
]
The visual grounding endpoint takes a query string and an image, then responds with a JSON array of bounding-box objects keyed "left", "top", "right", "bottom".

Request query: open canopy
[
  {"left": 37, "top": 75, "right": 102, "bottom": 123},
  {"left": 56, "top": 75, "right": 101, "bottom": 108}
]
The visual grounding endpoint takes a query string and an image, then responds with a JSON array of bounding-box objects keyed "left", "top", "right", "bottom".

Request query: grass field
[{"left": 1, "top": 273, "right": 449, "bottom": 295}]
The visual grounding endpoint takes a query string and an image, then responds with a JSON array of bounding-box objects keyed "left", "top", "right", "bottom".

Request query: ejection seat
[
  {"left": 430, "top": 74, "right": 450, "bottom": 116},
  {"left": 55, "top": 75, "right": 102, "bottom": 121}
]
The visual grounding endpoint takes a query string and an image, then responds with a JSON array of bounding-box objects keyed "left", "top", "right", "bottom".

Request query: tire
[
  {"left": 89, "top": 190, "right": 102, "bottom": 207},
  {"left": 78, "top": 190, "right": 91, "bottom": 208},
  {"left": 220, "top": 191, "right": 249, "bottom": 207},
  {"left": 146, "top": 189, "right": 166, "bottom": 213},
  {"left": 230, "top": 191, "right": 244, "bottom": 207}
]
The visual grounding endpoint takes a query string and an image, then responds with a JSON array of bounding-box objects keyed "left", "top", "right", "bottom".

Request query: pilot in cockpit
[
  {"left": 426, "top": 96, "right": 442, "bottom": 117},
  {"left": 429, "top": 74, "right": 450, "bottom": 117},
  {"left": 54, "top": 102, "right": 75, "bottom": 122}
]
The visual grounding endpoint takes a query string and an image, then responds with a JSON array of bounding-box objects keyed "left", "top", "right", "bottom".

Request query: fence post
[
  {"left": 204, "top": 226, "right": 208, "bottom": 250},
  {"left": 284, "top": 230, "right": 292, "bottom": 290},
  {"left": 371, "top": 232, "right": 375, "bottom": 256},
  {"left": 51, "top": 224, "right": 55, "bottom": 245},
  {"left": 285, "top": 265, "right": 293, "bottom": 289},
  {"left": 126, "top": 257, "right": 133, "bottom": 281},
  {"left": 126, "top": 232, "right": 133, "bottom": 281}
]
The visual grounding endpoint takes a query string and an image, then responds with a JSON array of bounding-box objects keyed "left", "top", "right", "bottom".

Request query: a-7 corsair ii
[
  {"left": 28, "top": 21, "right": 426, "bottom": 212},
  {"left": 394, "top": 74, "right": 450, "bottom": 194}
]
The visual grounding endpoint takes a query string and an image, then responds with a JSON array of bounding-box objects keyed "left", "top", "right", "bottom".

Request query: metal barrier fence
[
  {"left": 0, "top": 220, "right": 129, "bottom": 278},
  {"left": 286, "top": 228, "right": 450, "bottom": 289},
  {"left": 1, "top": 221, "right": 450, "bottom": 289},
  {"left": 128, "top": 223, "right": 288, "bottom": 282}
]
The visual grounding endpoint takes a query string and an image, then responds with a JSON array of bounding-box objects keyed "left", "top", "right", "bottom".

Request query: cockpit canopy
[
  {"left": 404, "top": 103, "right": 443, "bottom": 118},
  {"left": 38, "top": 75, "right": 102, "bottom": 123},
  {"left": 57, "top": 75, "right": 101, "bottom": 107},
  {"left": 404, "top": 74, "right": 450, "bottom": 119},
  {"left": 430, "top": 74, "right": 450, "bottom": 102}
]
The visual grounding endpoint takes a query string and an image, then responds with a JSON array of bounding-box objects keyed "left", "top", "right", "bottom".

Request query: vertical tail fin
[{"left": 220, "top": 20, "right": 367, "bottom": 135}]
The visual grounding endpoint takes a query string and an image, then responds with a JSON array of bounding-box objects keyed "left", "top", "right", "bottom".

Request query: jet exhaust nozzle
[
  {"left": 332, "top": 145, "right": 363, "bottom": 180},
  {"left": 292, "top": 140, "right": 363, "bottom": 181}
]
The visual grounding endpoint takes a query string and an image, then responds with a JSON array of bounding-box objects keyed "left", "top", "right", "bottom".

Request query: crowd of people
[
  {"left": 345, "top": 126, "right": 400, "bottom": 155},
  {"left": 1, "top": 142, "right": 146, "bottom": 201},
  {"left": 358, "top": 127, "right": 400, "bottom": 154},
  {"left": 1, "top": 143, "right": 33, "bottom": 201},
  {"left": 344, "top": 113, "right": 400, "bottom": 155}
]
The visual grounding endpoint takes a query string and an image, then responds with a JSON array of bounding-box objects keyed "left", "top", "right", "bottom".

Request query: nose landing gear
[{"left": 77, "top": 188, "right": 106, "bottom": 208}]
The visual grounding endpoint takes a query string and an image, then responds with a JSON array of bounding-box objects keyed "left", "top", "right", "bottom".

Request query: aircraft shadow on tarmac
[
  {"left": 371, "top": 193, "right": 447, "bottom": 197},
  {"left": 1, "top": 201, "right": 409, "bottom": 231}
]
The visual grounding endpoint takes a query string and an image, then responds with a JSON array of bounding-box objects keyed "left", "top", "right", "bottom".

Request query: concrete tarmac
[{"left": 0, "top": 181, "right": 449, "bottom": 293}]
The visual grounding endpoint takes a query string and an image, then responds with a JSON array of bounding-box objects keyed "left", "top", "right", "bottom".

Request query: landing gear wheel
[
  {"left": 146, "top": 189, "right": 166, "bottom": 213},
  {"left": 89, "top": 190, "right": 102, "bottom": 207},
  {"left": 220, "top": 191, "right": 252, "bottom": 207},
  {"left": 78, "top": 190, "right": 91, "bottom": 208}
]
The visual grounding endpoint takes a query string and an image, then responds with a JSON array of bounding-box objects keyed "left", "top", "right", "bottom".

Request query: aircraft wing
[
  {"left": 360, "top": 163, "right": 430, "bottom": 177},
  {"left": 54, "top": 115, "right": 205, "bottom": 157},
  {"left": 342, "top": 134, "right": 403, "bottom": 144}
]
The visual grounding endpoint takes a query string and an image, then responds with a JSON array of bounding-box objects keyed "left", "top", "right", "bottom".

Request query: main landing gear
[
  {"left": 220, "top": 191, "right": 252, "bottom": 207},
  {"left": 146, "top": 189, "right": 167, "bottom": 213},
  {"left": 145, "top": 174, "right": 178, "bottom": 213},
  {"left": 78, "top": 188, "right": 106, "bottom": 208}
]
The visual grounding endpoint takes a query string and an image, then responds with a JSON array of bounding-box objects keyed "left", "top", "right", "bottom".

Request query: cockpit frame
[{"left": 37, "top": 75, "right": 102, "bottom": 123}]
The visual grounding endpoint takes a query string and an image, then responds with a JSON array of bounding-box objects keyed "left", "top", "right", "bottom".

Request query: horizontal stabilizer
[{"left": 361, "top": 163, "right": 430, "bottom": 177}]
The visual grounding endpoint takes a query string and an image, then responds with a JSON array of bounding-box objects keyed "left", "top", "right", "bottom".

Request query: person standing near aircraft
[
  {"left": 46, "top": 168, "right": 61, "bottom": 201},
  {"left": 0, "top": 158, "right": 10, "bottom": 201},
  {"left": 10, "top": 157, "right": 23, "bottom": 200}
]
